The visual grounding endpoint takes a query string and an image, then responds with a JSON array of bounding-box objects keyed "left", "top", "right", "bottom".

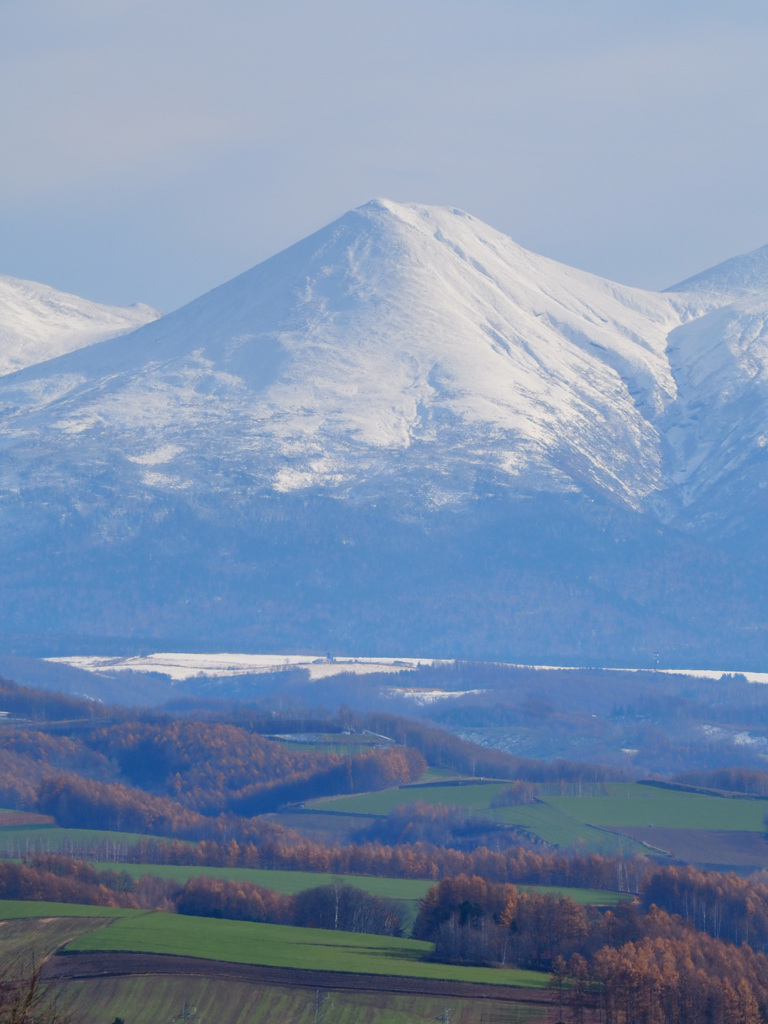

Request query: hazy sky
[{"left": 3, "top": 0, "right": 768, "bottom": 312}]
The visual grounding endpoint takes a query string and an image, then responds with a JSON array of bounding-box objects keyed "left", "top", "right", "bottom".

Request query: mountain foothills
[{"left": 2, "top": 200, "right": 768, "bottom": 663}]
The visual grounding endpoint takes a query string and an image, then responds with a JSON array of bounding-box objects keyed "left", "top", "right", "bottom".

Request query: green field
[
  {"left": 414, "top": 767, "right": 463, "bottom": 783},
  {"left": 0, "top": 900, "right": 550, "bottom": 987},
  {"left": 0, "top": 826, "right": 163, "bottom": 853},
  {"left": 309, "top": 779, "right": 765, "bottom": 852},
  {"left": 311, "top": 782, "right": 511, "bottom": 815},
  {"left": 272, "top": 809, "right": 379, "bottom": 840},
  {"left": 490, "top": 802, "right": 636, "bottom": 851},
  {"left": 68, "top": 911, "right": 549, "bottom": 987},
  {"left": 547, "top": 783, "right": 768, "bottom": 831},
  {"left": 517, "top": 884, "right": 632, "bottom": 906},
  {"left": 55, "top": 975, "right": 548, "bottom": 1024},
  {"left": 104, "top": 862, "right": 632, "bottom": 907},
  {"left": 274, "top": 736, "right": 382, "bottom": 754},
  {"left": 109, "top": 863, "right": 434, "bottom": 900}
]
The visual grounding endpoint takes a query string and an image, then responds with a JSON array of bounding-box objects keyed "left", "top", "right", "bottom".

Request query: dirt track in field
[{"left": 43, "top": 950, "right": 558, "bottom": 1007}]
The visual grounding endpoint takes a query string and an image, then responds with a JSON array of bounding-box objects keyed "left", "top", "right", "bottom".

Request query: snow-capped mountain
[
  {"left": 2, "top": 201, "right": 768, "bottom": 665},
  {"left": 0, "top": 200, "right": 738, "bottom": 515},
  {"left": 0, "top": 274, "right": 160, "bottom": 377}
]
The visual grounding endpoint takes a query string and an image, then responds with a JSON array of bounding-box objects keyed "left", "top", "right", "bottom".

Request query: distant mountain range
[{"left": 2, "top": 200, "right": 768, "bottom": 666}]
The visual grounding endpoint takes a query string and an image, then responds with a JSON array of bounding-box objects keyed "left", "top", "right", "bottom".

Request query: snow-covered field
[
  {"left": 45, "top": 653, "right": 768, "bottom": 686},
  {"left": 46, "top": 652, "right": 441, "bottom": 682}
]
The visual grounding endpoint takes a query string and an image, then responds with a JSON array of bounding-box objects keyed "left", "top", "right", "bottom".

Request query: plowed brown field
[{"left": 44, "top": 949, "right": 587, "bottom": 1022}]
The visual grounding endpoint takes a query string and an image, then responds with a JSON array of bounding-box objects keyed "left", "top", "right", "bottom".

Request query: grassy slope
[
  {"left": 547, "top": 783, "right": 768, "bottom": 831},
  {"left": 67, "top": 911, "right": 549, "bottom": 987},
  {"left": 0, "top": 914, "right": 122, "bottom": 964},
  {"left": 310, "top": 783, "right": 512, "bottom": 814},
  {"left": 110, "top": 864, "right": 434, "bottom": 900}
]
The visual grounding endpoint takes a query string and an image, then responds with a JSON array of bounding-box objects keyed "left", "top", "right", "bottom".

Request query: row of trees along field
[
  {"left": 2, "top": 826, "right": 649, "bottom": 891},
  {"left": 122, "top": 843, "right": 768, "bottom": 951},
  {"left": 0, "top": 855, "right": 403, "bottom": 934},
  {"left": 671, "top": 767, "right": 768, "bottom": 796}
]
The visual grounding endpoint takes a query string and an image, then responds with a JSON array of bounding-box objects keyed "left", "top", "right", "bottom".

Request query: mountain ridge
[
  {"left": 0, "top": 272, "right": 160, "bottom": 377},
  {"left": 666, "top": 241, "right": 768, "bottom": 302}
]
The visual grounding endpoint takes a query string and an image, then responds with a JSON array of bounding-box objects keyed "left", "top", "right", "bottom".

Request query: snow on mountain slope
[
  {"left": 657, "top": 296, "right": 768, "bottom": 522},
  {"left": 0, "top": 273, "right": 160, "bottom": 377},
  {"left": 0, "top": 200, "right": 691, "bottom": 513},
  {"left": 638, "top": 243, "right": 768, "bottom": 523}
]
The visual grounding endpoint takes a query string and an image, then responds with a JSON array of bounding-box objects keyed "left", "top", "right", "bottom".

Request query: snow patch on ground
[
  {"left": 382, "top": 687, "right": 487, "bottom": 705},
  {"left": 127, "top": 444, "right": 185, "bottom": 465}
]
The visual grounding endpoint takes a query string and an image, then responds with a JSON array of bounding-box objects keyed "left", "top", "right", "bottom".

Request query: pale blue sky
[{"left": 3, "top": 0, "right": 768, "bottom": 312}]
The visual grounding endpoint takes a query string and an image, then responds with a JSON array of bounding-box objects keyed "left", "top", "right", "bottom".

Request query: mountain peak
[
  {"left": 0, "top": 200, "right": 682, "bottom": 513},
  {"left": 358, "top": 197, "right": 476, "bottom": 223}
]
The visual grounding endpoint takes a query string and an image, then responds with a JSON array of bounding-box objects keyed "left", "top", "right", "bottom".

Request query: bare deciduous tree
[{"left": 0, "top": 953, "right": 75, "bottom": 1024}]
